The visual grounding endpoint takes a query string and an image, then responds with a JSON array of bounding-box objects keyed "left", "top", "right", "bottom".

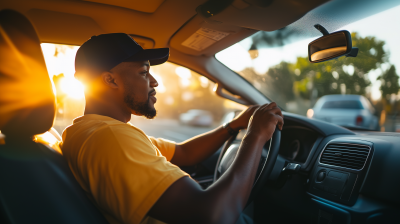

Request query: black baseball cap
[{"left": 74, "top": 33, "right": 169, "bottom": 80}]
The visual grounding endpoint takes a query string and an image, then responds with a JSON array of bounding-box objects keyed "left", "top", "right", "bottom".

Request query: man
[{"left": 61, "top": 33, "right": 283, "bottom": 224}]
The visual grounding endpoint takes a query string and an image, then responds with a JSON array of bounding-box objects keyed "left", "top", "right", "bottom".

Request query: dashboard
[
  {"left": 254, "top": 112, "right": 400, "bottom": 224},
  {"left": 279, "top": 126, "right": 318, "bottom": 163},
  {"left": 193, "top": 111, "right": 400, "bottom": 223}
]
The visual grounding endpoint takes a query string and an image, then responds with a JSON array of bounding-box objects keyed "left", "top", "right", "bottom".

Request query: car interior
[{"left": 1, "top": 0, "right": 400, "bottom": 223}]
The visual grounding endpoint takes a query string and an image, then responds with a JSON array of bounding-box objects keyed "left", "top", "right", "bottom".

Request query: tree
[
  {"left": 242, "top": 32, "right": 398, "bottom": 114},
  {"left": 377, "top": 65, "right": 400, "bottom": 100},
  {"left": 291, "top": 32, "right": 389, "bottom": 101},
  {"left": 264, "top": 62, "right": 295, "bottom": 103}
]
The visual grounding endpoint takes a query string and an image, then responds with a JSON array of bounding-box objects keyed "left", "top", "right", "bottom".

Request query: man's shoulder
[
  {"left": 62, "top": 116, "right": 154, "bottom": 156},
  {"left": 69, "top": 118, "right": 146, "bottom": 139},
  {"left": 66, "top": 115, "right": 136, "bottom": 133},
  {"left": 62, "top": 115, "right": 147, "bottom": 148}
]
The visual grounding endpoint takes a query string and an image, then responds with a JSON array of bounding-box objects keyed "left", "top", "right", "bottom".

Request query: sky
[{"left": 216, "top": 4, "right": 400, "bottom": 101}]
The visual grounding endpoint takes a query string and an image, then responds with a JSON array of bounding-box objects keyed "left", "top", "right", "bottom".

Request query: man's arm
[
  {"left": 171, "top": 105, "right": 259, "bottom": 166},
  {"left": 149, "top": 103, "right": 284, "bottom": 224}
]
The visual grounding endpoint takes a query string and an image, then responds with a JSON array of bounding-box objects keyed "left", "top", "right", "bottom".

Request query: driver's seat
[{"left": 0, "top": 9, "right": 108, "bottom": 224}]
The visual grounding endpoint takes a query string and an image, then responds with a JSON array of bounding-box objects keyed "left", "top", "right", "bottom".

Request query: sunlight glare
[
  {"left": 41, "top": 43, "right": 84, "bottom": 99},
  {"left": 41, "top": 43, "right": 79, "bottom": 79},
  {"left": 60, "top": 77, "right": 85, "bottom": 99}
]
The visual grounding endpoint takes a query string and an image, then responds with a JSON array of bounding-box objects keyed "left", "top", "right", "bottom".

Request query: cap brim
[{"left": 124, "top": 48, "right": 169, "bottom": 66}]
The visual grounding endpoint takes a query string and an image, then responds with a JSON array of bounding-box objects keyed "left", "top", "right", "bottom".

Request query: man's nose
[{"left": 149, "top": 73, "right": 158, "bottom": 87}]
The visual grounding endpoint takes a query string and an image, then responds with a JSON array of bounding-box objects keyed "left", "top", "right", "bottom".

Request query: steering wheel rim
[{"left": 213, "top": 128, "right": 281, "bottom": 205}]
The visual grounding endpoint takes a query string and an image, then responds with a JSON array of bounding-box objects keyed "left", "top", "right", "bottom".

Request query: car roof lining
[
  {"left": 1, "top": 0, "right": 208, "bottom": 47},
  {"left": 26, "top": 9, "right": 105, "bottom": 45},
  {"left": 1, "top": 0, "right": 329, "bottom": 52}
]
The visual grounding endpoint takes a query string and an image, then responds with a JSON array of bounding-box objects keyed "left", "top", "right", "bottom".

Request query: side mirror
[{"left": 308, "top": 24, "right": 358, "bottom": 63}]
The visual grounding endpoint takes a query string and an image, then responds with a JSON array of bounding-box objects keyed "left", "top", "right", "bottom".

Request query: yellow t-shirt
[{"left": 60, "top": 114, "right": 188, "bottom": 224}]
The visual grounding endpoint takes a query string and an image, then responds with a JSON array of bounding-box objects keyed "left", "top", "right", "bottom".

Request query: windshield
[{"left": 216, "top": 5, "right": 400, "bottom": 132}]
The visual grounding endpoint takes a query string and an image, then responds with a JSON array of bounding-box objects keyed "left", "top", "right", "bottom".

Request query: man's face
[{"left": 113, "top": 60, "right": 158, "bottom": 119}]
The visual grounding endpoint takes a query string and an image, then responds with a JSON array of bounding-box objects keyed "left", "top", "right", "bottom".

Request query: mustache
[{"left": 148, "top": 89, "right": 156, "bottom": 96}]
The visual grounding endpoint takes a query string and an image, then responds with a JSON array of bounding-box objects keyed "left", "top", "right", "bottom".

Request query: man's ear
[{"left": 101, "top": 71, "right": 119, "bottom": 89}]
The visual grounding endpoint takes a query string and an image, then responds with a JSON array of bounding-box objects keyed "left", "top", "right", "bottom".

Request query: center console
[{"left": 308, "top": 139, "right": 373, "bottom": 205}]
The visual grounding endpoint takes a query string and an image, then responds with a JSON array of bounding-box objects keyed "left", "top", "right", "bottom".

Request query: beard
[{"left": 124, "top": 90, "right": 157, "bottom": 119}]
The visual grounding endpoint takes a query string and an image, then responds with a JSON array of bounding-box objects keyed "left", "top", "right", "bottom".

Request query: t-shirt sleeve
[
  {"left": 77, "top": 125, "right": 188, "bottom": 224},
  {"left": 148, "top": 137, "right": 176, "bottom": 161}
]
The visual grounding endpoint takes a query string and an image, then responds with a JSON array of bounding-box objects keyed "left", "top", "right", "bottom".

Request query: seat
[{"left": 0, "top": 9, "right": 108, "bottom": 224}]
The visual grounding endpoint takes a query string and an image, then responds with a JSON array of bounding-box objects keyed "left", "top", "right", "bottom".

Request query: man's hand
[
  {"left": 229, "top": 105, "right": 260, "bottom": 131},
  {"left": 247, "top": 102, "right": 284, "bottom": 141},
  {"left": 230, "top": 103, "right": 283, "bottom": 132}
]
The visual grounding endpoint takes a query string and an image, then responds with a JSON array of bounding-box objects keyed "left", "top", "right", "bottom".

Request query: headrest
[{"left": 0, "top": 10, "right": 55, "bottom": 138}]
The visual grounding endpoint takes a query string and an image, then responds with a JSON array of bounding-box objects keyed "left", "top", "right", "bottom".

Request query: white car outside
[
  {"left": 179, "top": 109, "right": 214, "bottom": 127},
  {"left": 310, "top": 95, "right": 379, "bottom": 130}
]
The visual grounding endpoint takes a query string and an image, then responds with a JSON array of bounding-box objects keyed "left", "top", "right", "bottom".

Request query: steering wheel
[{"left": 213, "top": 128, "right": 281, "bottom": 205}]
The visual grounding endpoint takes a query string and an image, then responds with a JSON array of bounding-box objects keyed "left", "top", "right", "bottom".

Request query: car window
[
  {"left": 41, "top": 43, "right": 245, "bottom": 141},
  {"left": 359, "top": 96, "right": 375, "bottom": 114},
  {"left": 216, "top": 5, "right": 400, "bottom": 132},
  {"left": 322, "top": 101, "right": 363, "bottom": 109}
]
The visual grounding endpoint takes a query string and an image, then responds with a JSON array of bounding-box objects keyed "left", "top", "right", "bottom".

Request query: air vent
[{"left": 320, "top": 143, "right": 370, "bottom": 170}]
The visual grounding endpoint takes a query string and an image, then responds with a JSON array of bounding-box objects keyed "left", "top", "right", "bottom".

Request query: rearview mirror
[{"left": 308, "top": 24, "right": 358, "bottom": 63}]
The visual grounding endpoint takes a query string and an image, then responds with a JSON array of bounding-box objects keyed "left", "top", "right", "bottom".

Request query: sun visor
[
  {"left": 170, "top": 15, "right": 257, "bottom": 56},
  {"left": 170, "top": 0, "right": 328, "bottom": 56}
]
